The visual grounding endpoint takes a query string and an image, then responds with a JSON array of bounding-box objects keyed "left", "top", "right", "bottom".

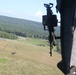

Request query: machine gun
[{"left": 42, "top": 3, "right": 58, "bottom": 56}]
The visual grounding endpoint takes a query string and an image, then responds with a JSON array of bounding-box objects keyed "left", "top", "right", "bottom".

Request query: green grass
[
  {"left": 0, "top": 58, "right": 8, "bottom": 63},
  {"left": 18, "top": 38, "right": 49, "bottom": 46},
  {"left": 0, "top": 39, "right": 63, "bottom": 75}
]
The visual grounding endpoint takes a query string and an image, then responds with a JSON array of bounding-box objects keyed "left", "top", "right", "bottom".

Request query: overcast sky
[{"left": 0, "top": 0, "right": 59, "bottom": 22}]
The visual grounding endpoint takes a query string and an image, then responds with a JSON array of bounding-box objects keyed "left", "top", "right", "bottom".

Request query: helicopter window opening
[{"left": 0, "top": 0, "right": 62, "bottom": 75}]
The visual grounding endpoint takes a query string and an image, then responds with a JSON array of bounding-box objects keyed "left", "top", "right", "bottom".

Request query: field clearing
[{"left": 0, "top": 39, "right": 63, "bottom": 75}]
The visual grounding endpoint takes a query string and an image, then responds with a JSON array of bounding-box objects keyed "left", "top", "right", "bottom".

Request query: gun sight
[{"left": 44, "top": 3, "right": 53, "bottom": 8}]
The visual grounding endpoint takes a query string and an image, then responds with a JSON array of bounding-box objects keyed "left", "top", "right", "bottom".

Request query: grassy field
[{"left": 0, "top": 38, "right": 63, "bottom": 75}]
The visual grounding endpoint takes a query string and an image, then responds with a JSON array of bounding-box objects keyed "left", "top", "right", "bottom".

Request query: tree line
[
  {"left": 0, "top": 31, "right": 18, "bottom": 39},
  {"left": 0, "top": 15, "right": 48, "bottom": 39}
]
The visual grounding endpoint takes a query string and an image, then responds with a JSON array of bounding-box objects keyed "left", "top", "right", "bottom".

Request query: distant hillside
[{"left": 0, "top": 15, "right": 48, "bottom": 39}]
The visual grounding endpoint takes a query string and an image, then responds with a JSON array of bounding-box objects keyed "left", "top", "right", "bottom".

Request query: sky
[{"left": 0, "top": 0, "right": 60, "bottom": 22}]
